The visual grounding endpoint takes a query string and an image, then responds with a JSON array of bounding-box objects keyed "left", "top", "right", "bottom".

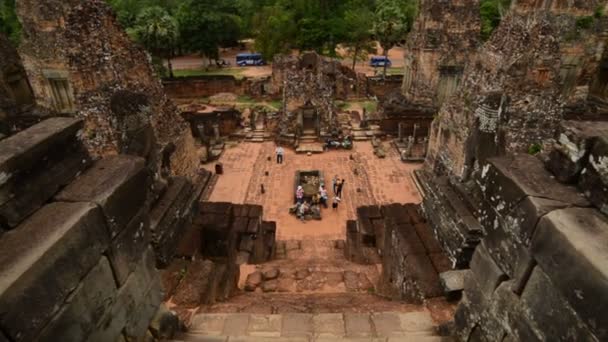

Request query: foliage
[
  {"left": 480, "top": 0, "right": 511, "bottom": 41},
  {"left": 528, "top": 143, "right": 542, "bottom": 155},
  {"left": 0, "top": 0, "right": 21, "bottom": 45},
  {"left": 372, "top": 0, "right": 417, "bottom": 75},
  {"left": 342, "top": 5, "right": 375, "bottom": 70},
  {"left": 252, "top": 4, "right": 295, "bottom": 60},
  {"left": 176, "top": 0, "right": 242, "bottom": 60},
  {"left": 576, "top": 16, "right": 595, "bottom": 30},
  {"left": 128, "top": 6, "right": 179, "bottom": 76}
]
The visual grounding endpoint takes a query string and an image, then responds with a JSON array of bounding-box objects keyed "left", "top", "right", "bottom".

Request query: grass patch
[
  {"left": 268, "top": 100, "right": 282, "bottom": 110},
  {"left": 172, "top": 67, "right": 246, "bottom": 79}
]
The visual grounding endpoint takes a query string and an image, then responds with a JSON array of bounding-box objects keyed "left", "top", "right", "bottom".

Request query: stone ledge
[
  {"left": 532, "top": 207, "right": 608, "bottom": 341},
  {"left": 55, "top": 155, "right": 148, "bottom": 237},
  {"left": 0, "top": 117, "right": 82, "bottom": 173},
  {"left": 480, "top": 154, "right": 588, "bottom": 218},
  {"left": 0, "top": 202, "right": 110, "bottom": 341}
]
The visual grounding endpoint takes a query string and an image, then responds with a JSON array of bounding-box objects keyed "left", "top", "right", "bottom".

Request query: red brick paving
[{"left": 203, "top": 142, "right": 421, "bottom": 240}]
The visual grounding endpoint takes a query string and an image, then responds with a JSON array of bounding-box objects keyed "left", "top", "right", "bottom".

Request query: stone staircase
[
  {"left": 169, "top": 239, "right": 453, "bottom": 342},
  {"left": 173, "top": 311, "right": 449, "bottom": 341},
  {"left": 246, "top": 129, "right": 272, "bottom": 143},
  {"left": 0, "top": 117, "right": 209, "bottom": 341}
]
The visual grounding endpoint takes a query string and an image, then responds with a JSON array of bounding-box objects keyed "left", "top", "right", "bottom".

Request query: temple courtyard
[{"left": 203, "top": 142, "right": 422, "bottom": 240}]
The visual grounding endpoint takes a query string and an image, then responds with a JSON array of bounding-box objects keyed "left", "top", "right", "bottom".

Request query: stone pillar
[
  {"left": 196, "top": 123, "right": 206, "bottom": 142},
  {"left": 398, "top": 122, "right": 404, "bottom": 142},
  {"left": 413, "top": 124, "right": 419, "bottom": 143},
  {"left": 212, "top": 123, "right": 220, "bottom": 143},
  {"left": 406, "top": 135, "right": 414, "bottom": 157},
  {"left": 422, "top": 137, "right": 429, "bottom": 157}
]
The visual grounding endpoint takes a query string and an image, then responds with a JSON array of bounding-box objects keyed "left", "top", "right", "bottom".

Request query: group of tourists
[{"left": 292, "top": 175, "right": 346, "bottom": 221}]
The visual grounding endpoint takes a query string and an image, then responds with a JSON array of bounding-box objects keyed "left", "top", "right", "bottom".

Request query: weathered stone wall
[
  {"left": 0, "top": 33, "right": 44, "bottom": 135},
  {"left": 0, "top": 119, "right": 168, "bottom": 341},
  {"left": 426, "top": 2, "right": 607, "bottom": 179},
  {"left": 346, "top": 204, "right": 451, "bottom": 304},
  {"left": 402, "top": 0, "right": 481, "bottom": 108},
  {"left": 453, "top": 120, "right": 608, "bottom": 341},
  {"left": 16, "top": 0, "right": 199, "bottom": 181},
  {"left": 162, "top": 75, "right": 274, "bottom": 100}
]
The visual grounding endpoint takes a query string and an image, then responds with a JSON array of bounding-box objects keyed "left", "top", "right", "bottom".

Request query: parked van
[
  {"left": 236, "top": 53, "right": 265, "bottom": 66},
  {"left": 370, "top": 56, "right": 392, "bottom": 67}
]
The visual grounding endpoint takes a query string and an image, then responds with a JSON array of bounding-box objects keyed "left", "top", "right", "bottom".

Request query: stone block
[
  {"left": 149, "top": 304, "right": 180, "bottom": 339},
  {"left": 247, "top": 314, "right": 282, "bottom": 337},
  {"left": 248, "top": 204, "right": 263, "bottom": 218},
  {"left": 247, "top": 217, "right": 260, "bottom": 233},
  {"left": 0, "top": 202, "right": 110, "bottom": 342},
  {"left": 107, "top": 207, "right": 150, "bottom": 286},
  {"left": 239, "top": 234, "right": 255, "bottom": 253},
  {"left": 429, "top": 252, "right": 452, "bottom": 274},
  {"left": 149, "top": 177, "right": 195, "bottom": 267},
  {"left": 504, "top": 195, "right": 573, "bottom": 245},
  {"left": 371, "top": 219, "right": 385, "bottom": 251},
  {"left": 89, "top": 247, "right": 160, "bottom": 342},
  {"left": 200, "top": 202, "right": 233, "bottom": 215},
  {"left": 403, "top": 253, "right": 443, "bottom": 299},
  {"left": 281, "top": 313, "right": 313, "bottom": 337},
  {"left": 478, "top": 203, "right": 532, "bottom": 277},
  {"left": 357, "top": 205, "right": 382, "bottom": 220},
  {"left": 489, "top": 281, "right": 544, "bottom": 342},
  {"left": 36, "top": 257, "right": 117, "bottom": 342},
  {"left": 532, "top": 207, "right": 608, "bottom": 341},
  {"left": 382, "top": 203, "right": 413, "bottom": 224},
  {"left": 469, "top": 243, "right": 508, "bottom": 298},
  {"left": 56, "top": 155, "right": 148, "bottom": 237},
  {"left": 0, "top": 117, "right": 82, "bottom": 172},
  {"left": 439, "top": 270, "right": 466, "bottom": 295},
  {"left": 480, "top": 155, "right": 588, "bottom": 218},
  {"left": 357, "top": 217, "right": 375, "bottom": 238},
  {"left": 344, "top": 313, "right": 372, "bottom": 338},
  {"left": 579, "top": 136, "right": 608, "bottom": 214},
  {"left": 222, "top": 313, "right": 249, "bottom": 336},
  {"left": 124, "top": 277, "right": 162, "bottom": 339},
  {"left": 546, "top": 120, "right": 608, "bottom": 183},
  {"left": 521, "top": 266, "right": 600, "bottom": 342},
  {"left": 371, "top": 312, "right": 405, "bottom": 337},
  {"left": 414, "top": 222, "right": 443, "bottom": 254},
  {"left": 0, "top": 141, "right": 90, "bottom": 228},
  {"left": 392, "top": 223, "right": 427, "bottom": 255},
  {"left": 313, "top": 313, "right": 345, "bottom": 338},
  {"left": 190, "top": 314, "right": 227, "bottom": 334}
]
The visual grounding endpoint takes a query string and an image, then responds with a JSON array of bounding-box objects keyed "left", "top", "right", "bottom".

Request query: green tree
[
  {"left": 252, "top": 4, "right": 295, "bottom": 60},
  {"left": 0, "top": 0, "right": 21, "bottom": 45},
  {"left": 176, "top": 0, "right": 242, "bottom": 65},
  {"left": 342, "top": 6, "right": 374, "bottom": 70},
  {"left": 480, "top": 0, "right": 511, "bottom": 40},
  {"left": 372, "top": 0, "right": 417, "bottom": 77},
  {"left": 128, "top": 6, "right": 179, "bottom": 77}
]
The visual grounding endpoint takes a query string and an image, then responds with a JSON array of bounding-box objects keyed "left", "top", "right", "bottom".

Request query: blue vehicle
[
  {"left": 370, "top": 56, "right": 392, "bottom": 67},
  {"left": 236, "top": 53, "right": 265, "bottom": 66}
]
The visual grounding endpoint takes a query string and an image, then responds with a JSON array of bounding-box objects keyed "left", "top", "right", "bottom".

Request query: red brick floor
[{"left": 203, "top": 142, "right": 421, "bottom": 240}]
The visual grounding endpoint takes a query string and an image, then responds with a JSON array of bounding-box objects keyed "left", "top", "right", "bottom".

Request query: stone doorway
[{"left": 301, "top": 103, "right": 318, "bottom": 135}]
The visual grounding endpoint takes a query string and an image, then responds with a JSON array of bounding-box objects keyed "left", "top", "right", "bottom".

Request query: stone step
[
  {"left": 174, "top": 311, "right": 448, "bottom": 341},
  {"left": 0, "top": 117, "right": 91, "bottom": 227},
  {"left": 296, "top": 143, "right": 324, "bottom": 154}
]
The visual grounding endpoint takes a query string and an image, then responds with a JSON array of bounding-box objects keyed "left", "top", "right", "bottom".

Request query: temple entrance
[{"left": 301, "top": 105, "right": 318, "bottom": 134}]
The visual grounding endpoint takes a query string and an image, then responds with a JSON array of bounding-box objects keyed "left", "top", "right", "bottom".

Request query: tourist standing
[
  {"left": 332, "top": 175, "right": 338, "bottom": 195},
  {"left": 332, "top": 196, "right": 341, "bottom": 210},
  {"left": 336, "top": 179, "right": 345, "bottom": 198},
  {"left": 276, "top": 145, "right": 284, "bottom": 164},
  {"left": 319, "top": 185, "right": 328, "bottom": 208},
  {"left": 296, "top": 185, "right": 304, "bottom": 204}
]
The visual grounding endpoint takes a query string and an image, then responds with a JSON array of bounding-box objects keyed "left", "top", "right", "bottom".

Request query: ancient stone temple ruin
[
  {"left": 273, "top": 52, "right": 364, "bottom": 144},
  {"left": 0, "top": 0, "right": 607, "bottom": 341}
]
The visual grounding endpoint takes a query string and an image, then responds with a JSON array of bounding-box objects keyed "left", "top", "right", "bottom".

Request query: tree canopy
[{"left": 0, "top": 0, "right": 21, "bottom": 45}]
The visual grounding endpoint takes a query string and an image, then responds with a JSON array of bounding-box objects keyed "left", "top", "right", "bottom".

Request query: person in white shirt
[{"left": 275, "top": 145, "right": 284, "bottom": 164}]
